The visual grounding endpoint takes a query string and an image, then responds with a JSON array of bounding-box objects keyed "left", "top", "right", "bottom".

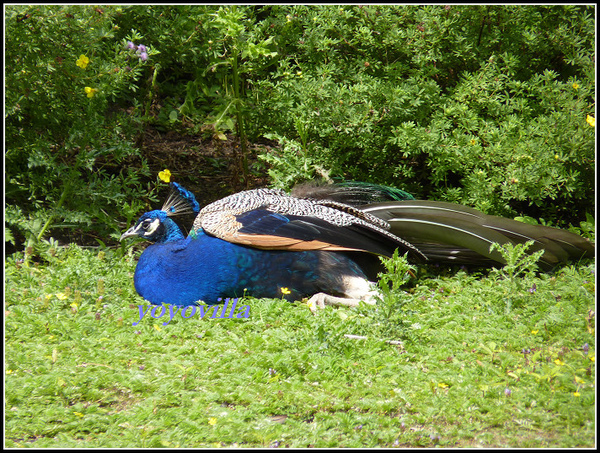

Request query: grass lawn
[{"left": 4, "top": 245, "right": 595, "bottom": 447}]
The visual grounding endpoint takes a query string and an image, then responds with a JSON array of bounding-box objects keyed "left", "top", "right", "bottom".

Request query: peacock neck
[{"left": 156, "top": 216, "right": 186, "bottom": 243}]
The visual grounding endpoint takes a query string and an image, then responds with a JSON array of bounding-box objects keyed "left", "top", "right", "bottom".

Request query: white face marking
[{"left": 141, "top": 218, "right": 161, "bottom": 237}]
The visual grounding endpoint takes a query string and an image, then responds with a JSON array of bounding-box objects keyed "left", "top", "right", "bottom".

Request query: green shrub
[
  {"left": 5, "top": 5, "right": 157, "bottom": 253},
  {"left": 5, "top": 5, "right": 595, "bottom": 256},
  {"left": 253, "top": 5, "right": 595, "bottom": 223}
]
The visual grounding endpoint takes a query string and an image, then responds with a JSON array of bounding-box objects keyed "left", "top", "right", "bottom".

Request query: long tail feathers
[
  {"left": 291, "top": 181, "right": 415, "bottom": 204},
  {"left": 362, "top": 200, "right": 595, "bottom": 271}
]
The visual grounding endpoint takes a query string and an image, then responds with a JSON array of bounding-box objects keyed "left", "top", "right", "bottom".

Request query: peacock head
[
  {"left": 120, "top": 210, "right": 185, "bottom": 243},
  {"left": 120, "top": 182, "right": 200, "bottom": 244}
]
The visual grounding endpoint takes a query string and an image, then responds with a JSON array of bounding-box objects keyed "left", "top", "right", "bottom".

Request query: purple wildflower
[
  {"left": 528, "top": 283, "right": 537, "bottom": 294},
  {"left": 139, "top": 51, "right": 148, "bottom": 61},
  {"left": 127, "top": 41, "right": 137, "bottom": 50},
  {"left": 583, "top": 343, "right": 589, "bottom": 354},
  {"left": 504, "top": 387, "right": 511, "bottom": 396}
]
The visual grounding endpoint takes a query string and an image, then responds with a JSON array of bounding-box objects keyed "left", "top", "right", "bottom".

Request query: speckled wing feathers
[{"left": 193, "top": 188, "right": 426, "bottom": 260}]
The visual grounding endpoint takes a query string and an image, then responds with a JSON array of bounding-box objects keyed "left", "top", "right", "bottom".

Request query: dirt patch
[{"left": 139, "top": 127, "right": 275, "bottom": 207}]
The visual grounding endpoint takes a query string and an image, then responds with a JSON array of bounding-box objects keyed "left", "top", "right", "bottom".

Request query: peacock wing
[{"left": 197, "top": 207, "right": 426, "bottom": 260}]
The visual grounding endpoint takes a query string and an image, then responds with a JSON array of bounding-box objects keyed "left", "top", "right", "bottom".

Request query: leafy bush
[
  {"left": 252, "top": 5, "right": 595, "bottom": 223},
  {"left": 114, "top": 6, "right": 278, "bottom": 175},
  {"left": 5, "top": 5, "right": 157, "bottom": 253},
  {"left": 5, "top": 5, "right": 595, "bottom": 256}
]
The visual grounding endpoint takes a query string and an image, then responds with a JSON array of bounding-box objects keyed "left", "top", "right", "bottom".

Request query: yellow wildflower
[
  {"left": 554, "top": 358, "right": 565, "bottom": 366},
  {"left": 572, "top": 82, "right": 579, "bottom": 90},
  {"left": 76, "top": 54, "right": 90, "bottom": 69},
  {"left": 55, "top": 292, "right": 68, "bottom": 300},
  {"left": 84, "top": 87, "right": 98, "bottom": 98},
  {"left": 586, "top": 115, "right": 595, "bottom": 127},
  {"left": 208, "top": 417, "right": 217, "bottom": 426},
  {"left": 280, "top": 287, "right": 291, "bottom": 295},
  {"left": 158, "top": 169, "right": 172, "bottom": 183},
  {"left": 573, "top": 391, "right": 580, "bottom": 397}
]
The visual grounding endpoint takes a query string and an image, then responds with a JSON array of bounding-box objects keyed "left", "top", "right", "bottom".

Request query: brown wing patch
[{"left": 224, "top": 233, "right": 366, "bottom": 252}]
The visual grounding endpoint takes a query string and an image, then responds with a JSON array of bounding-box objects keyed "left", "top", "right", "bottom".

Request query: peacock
[{"left": 120, "top": 181, "right": 594, "bottom": 308}]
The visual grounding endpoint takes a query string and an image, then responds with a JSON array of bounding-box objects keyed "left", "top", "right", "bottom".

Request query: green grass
[{"left": 4, "top": 245, "right": 595, "bottom": 447}]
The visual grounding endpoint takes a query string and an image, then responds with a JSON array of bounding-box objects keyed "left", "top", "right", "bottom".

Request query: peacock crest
[{"left": 161, "top": 182, "right": 200, "bottom": 217}]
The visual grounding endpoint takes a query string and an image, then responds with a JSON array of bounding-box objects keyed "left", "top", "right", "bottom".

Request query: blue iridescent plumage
[
  {"left": 121, "top": 181, "right": 594, "bottom": 308},
  {"left": 131, "top": 229, "right": 371, "bottom": 306}
]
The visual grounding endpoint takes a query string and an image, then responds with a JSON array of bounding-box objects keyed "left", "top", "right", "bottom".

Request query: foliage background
[{"left": 4, "top": 4, "right": 595, "bottom": 253}]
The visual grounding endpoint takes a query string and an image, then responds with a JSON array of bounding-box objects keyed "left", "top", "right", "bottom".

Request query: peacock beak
[{"left": 120, "top": 226, "right": 140, "bottom": 241}]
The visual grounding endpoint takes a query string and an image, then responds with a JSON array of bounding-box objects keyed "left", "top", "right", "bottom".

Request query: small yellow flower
[
  {"left": 573, "top": 391, "right": 580, "bottom": 397},
  {"left": 531, "top": 330, "right": 539, "bottom": 335},
  {"left": 84, "top": 86, "right": 98, "bottom": 98},
  {"left": 438, "top": 382, "right": 449, "bottom": 389},
  {"left": 208, "top": 417, "right": 217, "bottom": 426},
  {"left": 153, "top": 324, "right": 162, "bottom": 332},
  {"left": 55, "top": 292, "right": 68, "bottom": 301},
  {"left": 74, "top": 411, "right": 85, "bottom": 417},
  {"left": 76, "top": 54, "right": 90, "bottom": 69},
  {"left": 158, "top": 169, "right": 172, "bottom": 183},
  {"left": 572, "top": 82, "right": 579, "bottom": 90},
  {"left": 586, "top": 115, "right": 595, "bottom": 127},
  {"left": 554, "top": 358, "right": 565, "bottom": 366},
  {"left": 280, "top": 287, "right": 291, "bottom": 295},
  {"left": 574, "top": 376, "right": 586, "bottom": 384}
]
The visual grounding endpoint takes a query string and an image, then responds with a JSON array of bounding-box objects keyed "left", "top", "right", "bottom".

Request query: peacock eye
[{"left": 142, "top": 219, "right": 153, "bottom": 230}]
